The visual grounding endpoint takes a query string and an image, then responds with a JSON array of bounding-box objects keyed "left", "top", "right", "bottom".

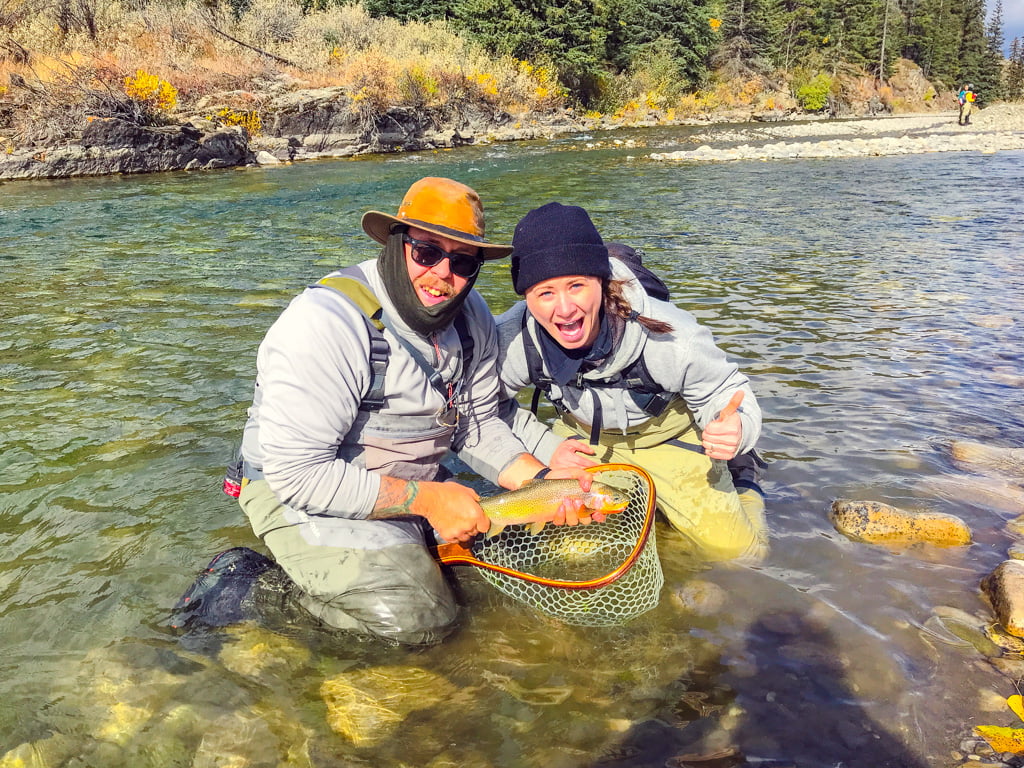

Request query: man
[
  {"left": 180, "top": 178, "right": 591, "bottom": 645},
  {"left": 958, "top": 83, "right": 976, "bottom": 126}
]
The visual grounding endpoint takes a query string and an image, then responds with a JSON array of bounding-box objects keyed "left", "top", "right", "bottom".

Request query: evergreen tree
[
  {"left": 356, "top": 0, "right": 1014, "bottom": 108},
  {"left": 453, "top": 0, "right": 608, "bottom": 102},
  {"left": 620, "top": 0, "right": 718, "bottom": 86},
  {"left": 810, "top": 0, "right": 889, "bottom": 73},
  {"left": 718, "top": 0, "right": 785, "bottom": 72},
  {"left": 983, "top": 0, "right": 1006, "bottom": 98},
  {"left": 601, "top": 0, "right": 647, "bottom": 71},
  {"left": 363, "top": 0, "right": 455, "bottom": 21},
  {"left": 1007, "top": 37, "right": 1024, "bottom": 99},
  {"left": 903, "top": 0, "right": 960, "bottom": 86},
  {"left": 956, "top": 0, "right": 1000, "bottom": 102},
  {"left": 876, "top": 0, "right": 906, "bottom": 79},
  {"left": 777, "top": 0, "right": 822, "bottom": 70}
]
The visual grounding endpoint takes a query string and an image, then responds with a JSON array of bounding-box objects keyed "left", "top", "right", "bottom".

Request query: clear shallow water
[{"left": 2, "top": 139, "right": 1023, "bottom": 767}]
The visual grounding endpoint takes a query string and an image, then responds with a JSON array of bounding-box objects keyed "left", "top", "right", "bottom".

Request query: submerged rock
[
  {"left": 671, "top": 579, "right": 728, "bottom": 616},
  {"left": 982, "top": 560, "right": 1024, "bottom": 638},
  {"left": 320, "top": 665, "right": 455, "bottom": 747},
  {"left": 0, "top": 732, "right": 78, "bottom": 768},
  {"left": 950, "top": 440, "right": 1024, "bottom": 481},
  {"left": 921, "top": 475, "right": 1024, "bottom": 515},
  {"left": 191, "top": 707, "right": 313, "bottom": 768},
  {"left": 217, "top": 624, "right": 312, "bottom": 683},
  {"left": 830, "top": 499, "right": 972, "bottom": 547},
  {"left": 922, "top": 606, "right": 1001, "bottom": 656}
]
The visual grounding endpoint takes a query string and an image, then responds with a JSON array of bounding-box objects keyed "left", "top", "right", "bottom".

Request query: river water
[{"left": 2, "top": 129, "right": 1023, "bottom": 767}]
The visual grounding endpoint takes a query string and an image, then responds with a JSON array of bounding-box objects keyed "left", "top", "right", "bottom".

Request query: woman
[{"left": 493, "top": 202, "right": 767, "bottom": 563}]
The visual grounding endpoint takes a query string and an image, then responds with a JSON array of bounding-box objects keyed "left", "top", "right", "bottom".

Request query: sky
[{"left": 992, "top": 0, "right": 1023, "bottom": 55}]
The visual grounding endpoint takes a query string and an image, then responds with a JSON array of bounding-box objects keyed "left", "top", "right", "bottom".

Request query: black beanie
[{"left": 511, "top": 202, "right": 611, "bottom": 294}]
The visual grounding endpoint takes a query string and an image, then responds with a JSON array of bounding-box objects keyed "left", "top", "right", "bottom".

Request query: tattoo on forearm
[{"left": 371, "top": 479, "right": 420, "bottom": 519}]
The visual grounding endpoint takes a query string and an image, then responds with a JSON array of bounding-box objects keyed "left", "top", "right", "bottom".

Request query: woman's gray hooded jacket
[{"left": 471, "top": 258, "right": 762, "bottom": 466}]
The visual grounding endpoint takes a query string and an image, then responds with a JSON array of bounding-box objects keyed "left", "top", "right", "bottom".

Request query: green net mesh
[{"left": 468, "top": 466, "right": 663, "bottom": 626}]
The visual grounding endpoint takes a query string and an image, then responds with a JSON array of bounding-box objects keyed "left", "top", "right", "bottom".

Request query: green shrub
[{"left": 793, "top": 71, "right": 832, "bottom": 111}]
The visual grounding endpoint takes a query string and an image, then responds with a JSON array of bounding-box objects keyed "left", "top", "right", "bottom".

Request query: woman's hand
[
  {"left": 702, "top": 391, "right": 745, "bottom": 461},
  {"left": 549, "top": 438, "right": 598, "bottom": 470},
  {"left": 544, "top": 468, "right": 607, "bottom": 526}
]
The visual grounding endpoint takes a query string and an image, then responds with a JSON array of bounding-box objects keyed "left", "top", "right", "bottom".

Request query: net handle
[{"left": 434, "top": 463, "right": 657, "bottom": 590}]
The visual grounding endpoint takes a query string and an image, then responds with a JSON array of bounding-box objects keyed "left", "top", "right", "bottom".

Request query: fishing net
[{"left": 442, "top": 464, "right": 663, "bottom": 626}]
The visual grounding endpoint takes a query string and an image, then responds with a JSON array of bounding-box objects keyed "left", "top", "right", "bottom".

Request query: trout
[{"left": 480, "top": 479, "right": 629, "bottom": 537}]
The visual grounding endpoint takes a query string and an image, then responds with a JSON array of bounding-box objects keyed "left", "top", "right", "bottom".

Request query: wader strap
[
  {"left": 522, "top": 313, "right": 560, "bottom": 415},
  {"left": 380, "top": 315, "right": 450, "bottom": 399},
  {"left": 315, "top": 275, "right": 384, "bottom": 330},
  {"left": 312, "top": 271, "right": 474, "bottom": 411},
  {"left": 589, "top": 390, "right": 602, "bottom": 445},
  {"left": 312, "top": 273, "right": 390, "bottom": 412},
  {"left": 365, "top": 336, "right": 389, "bottom": 409},
  {"left": 665, "top": 438, "right": 705, "bottom": 454},
  {"left": 454, "top": 313, "right": 474, "bottom": 375}
]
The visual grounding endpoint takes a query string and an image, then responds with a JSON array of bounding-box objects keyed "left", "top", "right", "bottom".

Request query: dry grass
[
  {"left": 0, "top": 0, "right": 570, "bottom": 147},
  {"left": 1, "top": 0, "right": 967, "bottom": 150}
]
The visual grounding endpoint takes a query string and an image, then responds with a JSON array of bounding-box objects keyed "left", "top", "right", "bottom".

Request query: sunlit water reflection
[{"left": 2, "top": 135, "right": 1023, "bottom": 767}]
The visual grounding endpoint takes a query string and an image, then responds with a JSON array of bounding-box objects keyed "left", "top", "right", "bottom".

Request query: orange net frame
[{"left": 436, "top": 464, "right": 663, "bottom": 626}]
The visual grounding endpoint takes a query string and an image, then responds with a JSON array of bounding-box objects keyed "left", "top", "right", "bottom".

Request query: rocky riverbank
[
  {"left": 2, "top": 95, "right": 1022, "bottom": 181},
  {"left": 0, "top": 95, "right": 581, "bottom": 181},
  {"left": 649, "top": 103, "right": 1024, "bottom": 162}
]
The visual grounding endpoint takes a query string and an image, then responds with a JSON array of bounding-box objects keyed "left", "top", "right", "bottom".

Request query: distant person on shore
[
  {"left": 958, "top": 83, "right": 977, "bottom": 125},
  {"left": 462, "top": 202, "right": 768, "bottom": 563},
  {"left": 173, "top": 177, "right": 591, "bottom": 645}
]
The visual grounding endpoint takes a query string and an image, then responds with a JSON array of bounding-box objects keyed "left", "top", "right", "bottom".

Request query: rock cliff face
[
  {"left": 242, "top": 90, "right": 503, "bottom": 160},
  {"left": 0, "top": 119, "right": 254, "bottom": 180}
]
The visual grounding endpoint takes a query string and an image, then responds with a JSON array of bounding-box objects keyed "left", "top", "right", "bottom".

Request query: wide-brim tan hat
[{"left": 361, "top": 177, "right": 513, "bottom": 260}]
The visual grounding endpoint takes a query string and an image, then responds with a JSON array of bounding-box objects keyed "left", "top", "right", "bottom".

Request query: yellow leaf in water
[
  {"left": 1009, "top": 694, "right": 1024, "bottom": 722},
  {"left": 974, "top": 725, "right": 1024, "bottom": 754}
]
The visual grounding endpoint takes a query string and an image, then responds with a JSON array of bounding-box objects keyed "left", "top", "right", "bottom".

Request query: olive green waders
[
  {"left": 555, "top": 400, "right": 768, "bottom": 563},
  {"left": 239, "top": 479, "right": 458, "bottom": 645}
]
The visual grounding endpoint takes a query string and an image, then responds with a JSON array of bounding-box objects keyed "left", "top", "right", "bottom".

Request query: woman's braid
[{"left": 605, "top": 280, "right": 673, "bottom": 334}]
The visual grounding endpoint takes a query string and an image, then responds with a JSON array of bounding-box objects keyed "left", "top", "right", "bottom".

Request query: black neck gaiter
[{"left": 376, "top": 231, "right": 477, "bottom": 337}]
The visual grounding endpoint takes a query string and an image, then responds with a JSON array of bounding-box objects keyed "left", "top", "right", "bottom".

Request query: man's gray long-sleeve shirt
[{"left": 241, "top": 260, "right": 528, "bottom": 518}]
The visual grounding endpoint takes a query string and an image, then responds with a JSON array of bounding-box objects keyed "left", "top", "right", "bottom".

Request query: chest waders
[
  {"left": 521, "top": 313, "right": 765, "bottom": 483},
  {"left": 520, "top": 315, "right": 768, "bottom": 562},
  {"left": 311, "top": 268, "right": 476, "bottom": 481}
]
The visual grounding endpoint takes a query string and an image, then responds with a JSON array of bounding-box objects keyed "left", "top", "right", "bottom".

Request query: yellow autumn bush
[
  {"left": 211, "top": 107, "right": 262, "bottom": 136},
  {"left": 124, "top": 69, "right": 177, "bottom": 111}
]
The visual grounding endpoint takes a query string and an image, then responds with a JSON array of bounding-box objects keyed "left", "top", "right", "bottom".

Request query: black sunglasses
[{"left": 403, "top": 234, "right": 482, "bottom": 279}]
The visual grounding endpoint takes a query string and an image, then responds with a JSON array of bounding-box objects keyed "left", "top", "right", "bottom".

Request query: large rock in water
[
  {"left": 830, "top": 499, "right": 972, "bottom": 547},
  {"left": 982, "top": 560, "right": 1024, "bottom": 638},
  {"left": 950, "top": 440, "right": 1024, "bottom": 481},
  {"left": 0, "top": 118, "right": 255, "bottom": 180},
  {"left": 320, "top": 665, "right": 455, "bottom": 747}
]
